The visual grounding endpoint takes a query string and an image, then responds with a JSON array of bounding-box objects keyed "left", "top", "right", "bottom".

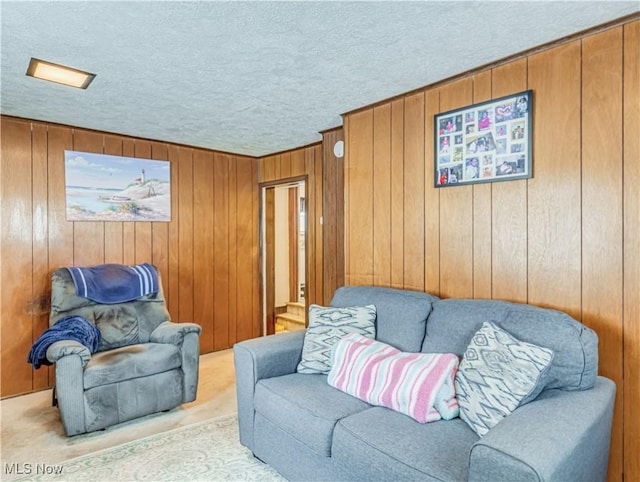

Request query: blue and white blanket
[
  {"left": 66, "top": 263, "right": 159, "bottom": 304},
  {"left": 28, "top": 316, "right": 101, "bottom": 369}
]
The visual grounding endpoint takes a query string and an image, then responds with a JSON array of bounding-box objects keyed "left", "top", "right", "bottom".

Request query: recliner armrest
[
  {"left": 468, "top": 376, "right": 616, "bottom": 482},
  {"left": 46, "top": 340, "right": 91, "bottom": 367},
  {"left": 150, "top": 321, "right": 202, "bottom": 345}
]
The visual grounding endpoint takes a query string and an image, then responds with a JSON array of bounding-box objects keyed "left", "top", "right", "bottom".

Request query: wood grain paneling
[
  {"left": 178, "top": 147, "right": 194, "bottom": 324},
  {"left": 343, "top": 19, "right": 638, "bottom": 481},
  {"left": 290, "top": 148, "right": 306, "bottom": 178},
  {"left": 251, "top": 161, "right": 260, "bottom": 339},
  {"left": 228, "top": 156, "right": 239, "bottom": 345},
  {"left": 403, "top": 93, "right": 425, "bottom": 291},
  {"left": 264, "top": 187, "right": 276, "bottom": 334},
  {"left": 0, "top": 118, "right": 260, "bottom": 399},
  {"left": 31, "top": 123, "right": 51, "bottom": 390},
  {"left": 280, "top": 152, "right": 291, "bottom": 179},
  {"left": 527, "top": 41, "right": 582, "bottom": 319},
  {"left": 346, "top": 110, "right": 374, "bottom": 286},
  {"left": 439, "top": 78, "right": 474, "bottom": 299},
  {"left": 236, "top": 157, "right": 257, "bottom": 341},
  {"left": 471, "top": 71, "right": 493, "bottom": 300},
  {"left": 390, "top": 99, "right": 405, "bottom": 289},
  {"left": 312, "top": 145, "right": 324, "bottom": 304},
  {"left": 373, "top": 105, "right": 391, "bottom": 287},
  {"left": 214, "top": 153, "right": 230, "bottom": 349},
  {"left": 166, "top": 144, "right": 180, "bottom": 316},
  {"left": 491, "top": 59, "right": 528, "bottom": 303},
  {"left": 193, "top": 149, "right": 215, "bottom": 352},
  {"left": 322, "top": 128, "right": 345, "bottom": 305},
  {"left": 582, "top": 27, "right": 624, "bottom": 481},
  {"left": 623, "top": 21, "right": 640, "bottom": 482},
  {"left": 424, "top": 90, "right": 440, "bottom": 295},
  {"left": 1, "top": 119, "right": 34, "bottom": 396}
]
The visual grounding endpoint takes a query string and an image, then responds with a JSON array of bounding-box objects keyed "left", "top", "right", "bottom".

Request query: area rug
[{"left": 9, "top": 414, "right": 285, "bottom": 482}]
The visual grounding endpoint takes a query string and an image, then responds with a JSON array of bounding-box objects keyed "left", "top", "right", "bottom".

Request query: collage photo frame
[{"left": 434, "top": 90, "right": 533, "bottom": 187}]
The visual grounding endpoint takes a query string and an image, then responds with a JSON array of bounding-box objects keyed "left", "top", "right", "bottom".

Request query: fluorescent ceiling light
[{"left": 26, "top": 58, "right": 95, "bottom": 89}]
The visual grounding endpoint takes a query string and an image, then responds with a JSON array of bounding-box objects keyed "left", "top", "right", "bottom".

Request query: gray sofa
[{"left": 234, "top": 286, "right": 616, "bottom": 481}]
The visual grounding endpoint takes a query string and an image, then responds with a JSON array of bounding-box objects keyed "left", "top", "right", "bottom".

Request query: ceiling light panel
[{"left": 26, "top": 58, "right": 95, "bottom": 89}]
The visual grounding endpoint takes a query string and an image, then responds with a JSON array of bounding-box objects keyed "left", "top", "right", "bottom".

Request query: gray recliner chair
[{"left": 47, "top": 265, "right": 201, "bottom": 436}]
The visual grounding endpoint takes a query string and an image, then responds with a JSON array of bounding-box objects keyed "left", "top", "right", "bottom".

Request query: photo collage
[{"left": 435, "top": 91, "right": 532, "bottom": 187}]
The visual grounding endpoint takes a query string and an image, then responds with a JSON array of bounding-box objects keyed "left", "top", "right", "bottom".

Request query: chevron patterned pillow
[
  {"left": 454, "top": 321, "right": 554, "bottom": 436},
  {"left": 296, "top": 304, "right": 376, "bottom": 374}
]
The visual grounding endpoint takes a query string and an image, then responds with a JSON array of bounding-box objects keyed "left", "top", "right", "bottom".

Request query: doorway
[{"left": 261, "top": 179, "right": 307, "bottom": 335}]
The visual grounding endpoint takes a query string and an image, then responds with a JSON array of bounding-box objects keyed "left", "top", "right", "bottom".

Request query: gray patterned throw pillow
[
  {"left": 455, "top": 321, "right": 554, "bottom": 436},
  {"left": 297, "top": 304, "right": 376, "bottom": 374}
]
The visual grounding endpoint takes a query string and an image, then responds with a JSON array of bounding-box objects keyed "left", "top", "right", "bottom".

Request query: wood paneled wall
[
  {"left": 321, "top": 128, "right": 345, "bottom": 305},
  {"left": 344, "top": 20, "right": 639, "bottom": 481},
  {"left": 258, "top": 143, "right": 324, "bottom": 309},
  {"left": 0, "top": 117, "right": 261, "bottom": 398}
]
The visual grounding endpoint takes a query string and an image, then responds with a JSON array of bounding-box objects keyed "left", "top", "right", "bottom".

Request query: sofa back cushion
[
  {"left": 421, "top": 299, "right": 598, "bottom": 392},
  {"left": 330, "top": 286, "right": 438, "bottom": 352}
]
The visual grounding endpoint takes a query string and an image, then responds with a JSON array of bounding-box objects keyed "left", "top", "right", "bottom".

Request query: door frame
[{"left": 259, "top": 175, "right": 308, "bottom": 335}]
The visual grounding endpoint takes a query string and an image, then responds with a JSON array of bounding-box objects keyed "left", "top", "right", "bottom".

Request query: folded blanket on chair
[
  {"left": 66, "top": 263, "right": 159, "bottom": 304},
  {"left": 27, "top": 316, "right": 101, "bottom": 369},
  {"left": 328, "top": 333, "right": 460, "bottom": 423}
]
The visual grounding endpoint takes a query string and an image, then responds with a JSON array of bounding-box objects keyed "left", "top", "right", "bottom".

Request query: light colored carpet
[{"left": 6, "top": 414, "right": 285, "bottom": 482}]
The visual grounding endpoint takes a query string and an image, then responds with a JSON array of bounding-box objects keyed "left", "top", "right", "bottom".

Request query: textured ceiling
[{"left": 1, "top": 1, "right": 638, "bottom": 157}]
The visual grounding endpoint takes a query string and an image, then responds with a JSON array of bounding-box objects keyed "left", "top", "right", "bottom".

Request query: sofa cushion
[
  {"left": 84, "top": 342, "right": 182, "bottom": 389},
  {"left": 330, "top": 286, "right": 438, "bottom": 352},
  {"left": 297, "top": 304, "right": 376, "bottom": 374},
  {"left": 328, "top": 333, "right": 459, "bottom": 423},
  {"left": 333, "top": 406, "right": 479, "bottom": 481},
  {"left": 455, "top": 322, "right": 554, "bottom": 436},
  {"left": 254, "top": 373, "right": 371, "bottom": 456},
  {"left": 422, "top": 299, "right": 598, "bottom": 392}
]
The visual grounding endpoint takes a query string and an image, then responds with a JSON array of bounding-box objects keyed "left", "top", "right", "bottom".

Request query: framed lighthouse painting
[{"left": 64, "top": 150, "right": 171, "bottom": 221}]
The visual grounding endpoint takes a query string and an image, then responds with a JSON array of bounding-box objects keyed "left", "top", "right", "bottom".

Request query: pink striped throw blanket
[{"left": 328, "top": 333, "right": 460, "bottom": 423}]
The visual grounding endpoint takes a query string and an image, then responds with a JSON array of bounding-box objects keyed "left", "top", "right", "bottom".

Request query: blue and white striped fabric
[{"left": 66, "top": 263, "right": 159, "bottom": 304}]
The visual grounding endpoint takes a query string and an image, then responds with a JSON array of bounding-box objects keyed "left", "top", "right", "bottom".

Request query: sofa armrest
[
  {"left": 468, "top": 376, "right": 616, "bottom": 482},
  {"left": 150, "top": 321, "right": 202, "bottom": 346},
  {"left": 233, "top": 330, "right": 305, "bottom": 451},
  {"left": 46, "top": 340, "right": 91, "bottom": 367}
]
